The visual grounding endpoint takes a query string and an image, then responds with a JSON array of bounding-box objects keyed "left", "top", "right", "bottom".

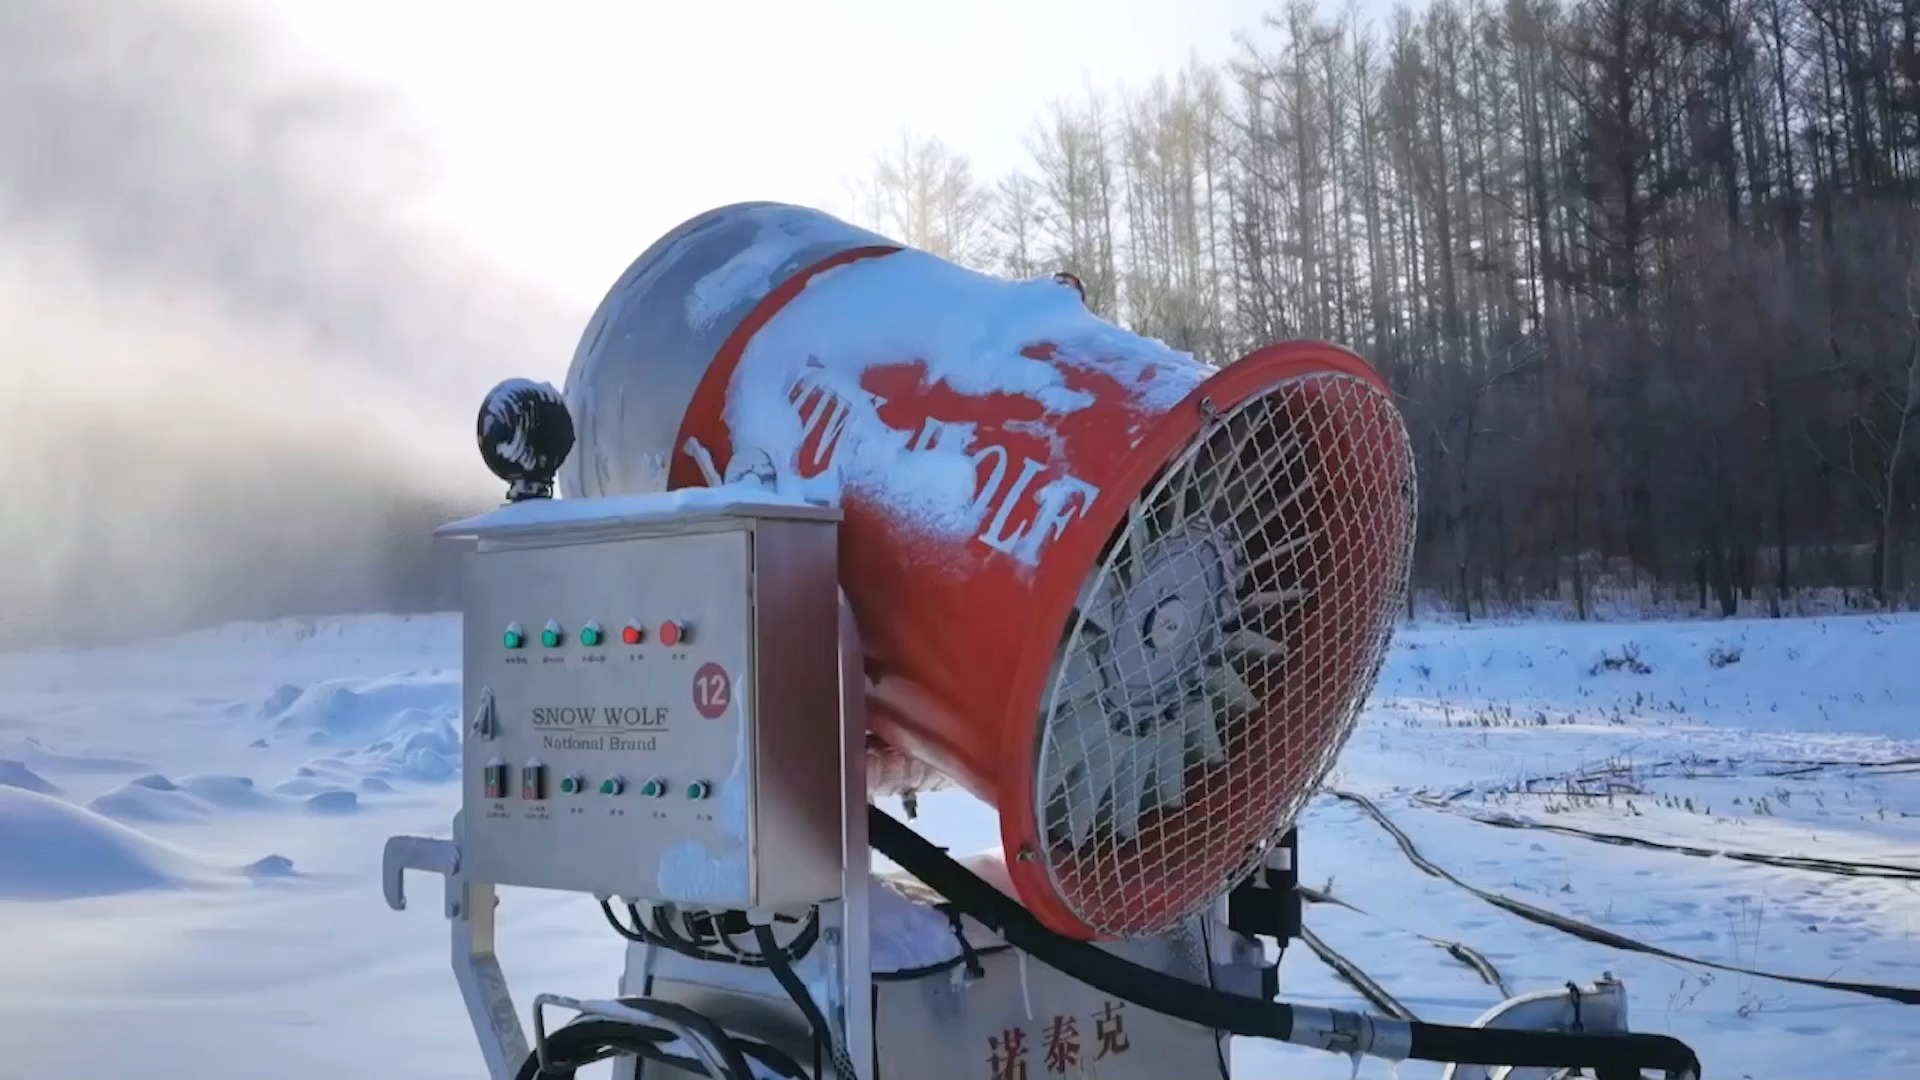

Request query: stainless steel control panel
[{"left": 439, "top": 496, "right": 843, "bottom": 910}]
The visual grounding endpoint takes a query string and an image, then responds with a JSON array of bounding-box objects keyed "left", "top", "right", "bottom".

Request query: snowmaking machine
[{"left": 382, "top": 203, "right": 1704, "bottom": 1080}]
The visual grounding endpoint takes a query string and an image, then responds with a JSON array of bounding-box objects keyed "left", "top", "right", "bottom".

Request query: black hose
[
  {"left": 512, "top": 1019, "right": 661, "bottom": 1080},
  {"left": 1429, "top": 755, "right": 1920, "bottom": 805},
  {"left": 622, "top": 998, "right": 759, "bottom": 1080},
  {"left": 1298, "top": 884, "right": 1513, "bottom": 997},
  {"left": 1299, "top": 926, "right": 1418, "bottom": 1021},
  {"left": 1441, "top": 803, "right": 1920, "bottom": 880},
  {"left": 1331, "top": 788, "right": 1920, "bottom": 1006},
  {"left": 735, "top": 1040, "right": 810, "bottom": 1080},
  {"left": 519, "top": 1012, "right": 810, "bottom": 1080},
  {"left": 868, "top": 803, "right": 1703, "bottom": 1079},
  {"left": 515, "top": 1018, "right": 736, "bottom": 1080}
]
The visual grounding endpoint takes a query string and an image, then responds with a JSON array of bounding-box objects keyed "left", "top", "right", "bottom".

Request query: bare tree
[
  {"left": 834, "top": 0, "right": 1920, "bottom": 614},
  {"left": 846, "top": 128, "right": 995, "bottom": 269}
]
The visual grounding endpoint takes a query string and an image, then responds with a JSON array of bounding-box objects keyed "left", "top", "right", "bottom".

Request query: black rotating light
[{"left": 476, "top": 379, "right": 575, "bottom": 502}]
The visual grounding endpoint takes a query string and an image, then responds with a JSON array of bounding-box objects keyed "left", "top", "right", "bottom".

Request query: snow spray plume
[{"left": 0, "top": 0, "right": 586, "bottom": 649}]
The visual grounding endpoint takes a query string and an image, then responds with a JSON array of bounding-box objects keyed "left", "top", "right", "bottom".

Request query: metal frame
[
  {"left": 382, "top": 671, "right": 1641, "bottom": 1080},
  {"left": 383, "top": 817, "right": 528, "bottom": 1080},
  {"left": 381, "top": 590, "right": 876, "bottom": 1080},
  {"left": 832, "top": 594, "right": 875, "bottom": 1079}
]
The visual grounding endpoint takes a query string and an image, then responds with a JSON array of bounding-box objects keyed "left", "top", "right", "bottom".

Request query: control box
[{"left": 437, "top": 494, "right": 843, "bottom": 910}]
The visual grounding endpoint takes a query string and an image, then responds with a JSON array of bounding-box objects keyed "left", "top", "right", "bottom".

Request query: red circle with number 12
[{"left": 693, "top": 662, "right": 732, "bottom": 719}]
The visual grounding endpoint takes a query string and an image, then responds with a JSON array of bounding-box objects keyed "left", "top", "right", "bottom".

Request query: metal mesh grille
[{"left": 1032, "top": 370, "right": 1416, "bottom": 938}]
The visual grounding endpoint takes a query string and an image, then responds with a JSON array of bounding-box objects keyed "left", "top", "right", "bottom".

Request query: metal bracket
[
  {"left": 383, "top": 833, "right": 460, "bottom": 917},
  {"left": 1439, "top": 975, "right": 1629, "bottom": 1080},
  {"left": 382, "top": 814, "right": 530, "bottom": 1080},
  {"left": 833, "top": 592, "right": 876, "bottom": 1080}
]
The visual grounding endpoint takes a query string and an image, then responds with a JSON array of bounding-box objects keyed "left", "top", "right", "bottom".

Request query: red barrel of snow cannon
[{"left": 561, "top": 203, "right": 1417, "bottom": 941}]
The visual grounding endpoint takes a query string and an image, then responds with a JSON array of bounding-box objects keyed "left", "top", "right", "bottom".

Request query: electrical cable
[
  {"left": 1299, "top": 925, "right": 1418, "bottom": 1022},
  {"left": 870, "top": 945, "right": 1014, "bottom": 982},
  {"left": 1298, "top": 884, "right": 1513, "bottom": 997},
  {"left": 1330, "top": 788, "right": 1920, "bottom": 1006},
  {"left": 598, "top": 898, "right": 820, "bottom": 968},
  {"left": 1425, "top": 800, "right": 1920, "bottom": 880},
  {"left": 600, "top": 891, "right": 1000, "bottom": 985},
  {"left": 754, "top": 923, "right": 860, "bottom": 1080},
  {"left": 1425, "top": 754, "right": 1920, "bottom": 807},
  {"left": 737, "top": 1040, "right": 810, "bottom": 1080},
  {"left": 868, "top": 802, "right": 1703, "bottom": 1079},
  {"left": 629, "top": 998, "right": 765, "bottom": 1080},
  {"left": 682, "top": 910, "right": 718, "bottom": 947}
]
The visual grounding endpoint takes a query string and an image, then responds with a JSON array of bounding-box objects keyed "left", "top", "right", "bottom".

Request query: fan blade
[
  {"left": 1046, "top": 696, "right": 1111, "bottom": 849},
  {"left": 1227, "top": 628, "right": 1288, "bottom": 660},
  {"left": 1246, "top": 587, "right": 1312, "bottom": 609},
  {"left": 1205, "top": 661, "right": 1260, "bottom": 714},
  {"left": 1108, "top": 741, "right": 1153, "bottom": 842},
  {"left": 1178, "top": 692, "right": 1229, "bottom": 766},
  {"left": 1149, "top": 727, "right": 1188, "bottom": 809}
]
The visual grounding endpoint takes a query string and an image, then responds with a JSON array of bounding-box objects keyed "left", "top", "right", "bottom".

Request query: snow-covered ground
[{"left": 1, "top": 611, "right": 1916, "bottom": 1079}]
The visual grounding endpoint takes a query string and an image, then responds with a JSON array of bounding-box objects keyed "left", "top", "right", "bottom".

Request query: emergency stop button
[{"left": 659, "top": 620, "right": 690, "bottom": 647}]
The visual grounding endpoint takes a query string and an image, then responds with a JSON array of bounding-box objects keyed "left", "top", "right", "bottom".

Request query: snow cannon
[
  {"left": 558, "top": 203, "right": 1418, "bottom": 941},
  {"left": 382, "top": 202, "right": 1703, "bottom": 1080}
]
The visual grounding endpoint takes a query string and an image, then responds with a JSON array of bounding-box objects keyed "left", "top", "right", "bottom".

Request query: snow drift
[{"left": 0, "top": 785, "right": 294, "bottom": 900}]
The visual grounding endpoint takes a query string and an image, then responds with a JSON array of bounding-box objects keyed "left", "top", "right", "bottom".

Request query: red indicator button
[
  {"left": 622, "top": 622, "right": 644, "bottom": 646},
  {"left": 660, "top": 620, "right": 689, "bottom": 647}
]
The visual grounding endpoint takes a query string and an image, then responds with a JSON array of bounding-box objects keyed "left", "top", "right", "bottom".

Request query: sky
[
  {"left": 264, "top": 0, "right": 1279, "bottom": 303},
  {"left": 0, "top": 0, "right": 1311, "bottom": 649}
]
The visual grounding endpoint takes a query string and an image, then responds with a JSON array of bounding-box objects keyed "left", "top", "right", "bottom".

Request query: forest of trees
[{"left": 837, "top": 0, "right": 1920, "bottom": 620}]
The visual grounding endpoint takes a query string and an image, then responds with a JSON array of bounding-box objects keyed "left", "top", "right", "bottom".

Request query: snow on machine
[{"left": 382, "top": 203, "right": 1703, "bottom": 1080}]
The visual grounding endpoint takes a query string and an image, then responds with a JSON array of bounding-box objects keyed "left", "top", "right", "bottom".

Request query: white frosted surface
[
  {"left": 685, "top": 207, "right": 865, "bottom": 331},
  {"left": 654, "top": 672, "right": 754, "bottom": 906},
  {"left": 436, "top": 482, "right": 829, "bottom": 536},
  {"left": 654, "top": 837, "right": 749, "bottom": 907},
  {"left": 868, "top": 876, "right": 969, "bottom": 972},
  {"left": 720, "top": 249, "right": 1209, "bottom": 542}
]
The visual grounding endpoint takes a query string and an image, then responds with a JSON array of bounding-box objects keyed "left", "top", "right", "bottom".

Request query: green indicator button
[
  {"left": 559, "top": 775, "right": 583, "bottom": 795},
  {"left": 503, "top": 622, "right": 525, "bottom": 649},
  {"left": 580, "top": 622, "right": 604, "bottom": 647},
  {"left": 541, "top": 619, "right": 564, "bottom": 648},
  {"left": 600, "top": 777, "right": 625, "bottom": 796},
  {"left": 641, "top": 779, "right": 666, "bottom": 798},
  {"left": 686, "top": 780, "right": 712, "bottom": 801}
]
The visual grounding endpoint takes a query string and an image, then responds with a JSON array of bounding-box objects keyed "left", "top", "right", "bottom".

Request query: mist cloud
[{"left": 0, "top": 0, "right": 589, "bottom": 649}]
